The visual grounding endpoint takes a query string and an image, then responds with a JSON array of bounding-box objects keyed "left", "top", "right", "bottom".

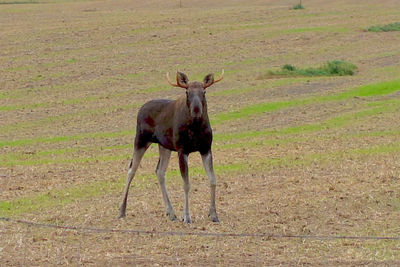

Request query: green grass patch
[
  {"left": 212, "top": 78, "right": 399, "bottom": 125},
  {"left": 263, "top": 26, "right": 348, "bottom": 39},
  {"left": 0, "top": 178, "right": 128, "bottom": 218},
  {"left": 0, "top": 102, "right": 141, "bottom": 136},
  {"left": 0, "top": 1, "right": 39, "bottom": 4},
  {"left": 0, "top": 154, "right": 129, "bottom": 167},
  {"left": 0, "top": 129, "right": 135, "bottom": 148},
  {"left": 292, "top": 3, "right": 304, "bottom": 10},
  {"left": 368, "top": 22, "right": 400, "bottom": 32},
  {"left": 212, "top": 77, "right": 318, "bottom": 96},
  {"left": 65, "top": 58, "right": 78, "bottom": 64},
  {"left": 0, "top": 144, "right": 160, "bottom": 167},
  {"left": 353, "top": 143, "right": 400, "bottom": 156},
  {"left": 0, "top": 102, "right": 50, "bottom": 111},
  {"left": 331, "top": 79, "right": 400, "bottom": 99},
  {"left": 279, "top": 102, "right": 399, "bottom": 135},
  {"left": 264, "top": 60, "right": 357, "bottom": 78},
  {"left": 283, "top": 26, "right": 348, "bottom": 34},
  {"left": 212, "top": 98, "right": 310, "bottom": 124},
  {"left": 215, "top": 98, "right": 400, "bottom": 141}
]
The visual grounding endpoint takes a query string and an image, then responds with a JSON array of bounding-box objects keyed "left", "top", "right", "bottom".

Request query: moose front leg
[
  {"left": 156, "top": 145, "right": 177, "bottom": 221},
  {"left": 201, "top": 151, "right": 219, "bottom": 222},
  {"left": 178, "top": 152, "right": 191, "bottom": 223}
]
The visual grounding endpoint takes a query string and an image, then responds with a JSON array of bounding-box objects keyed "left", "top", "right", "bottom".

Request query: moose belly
[{"left": 153, "top": 127, "right": 176, "bottom": 151}]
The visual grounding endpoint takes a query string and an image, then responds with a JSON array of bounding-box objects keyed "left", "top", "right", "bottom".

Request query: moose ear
[
  {"left": 176, "top": 72, "right": 189, "bottom": 88},
  {"left": 203, "top": 74, "right": 214, "bottom": 89}
]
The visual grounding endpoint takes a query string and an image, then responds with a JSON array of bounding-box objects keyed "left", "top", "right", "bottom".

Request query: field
[{"left": 1, "top": 0, "right": 400, "bottom": 265}]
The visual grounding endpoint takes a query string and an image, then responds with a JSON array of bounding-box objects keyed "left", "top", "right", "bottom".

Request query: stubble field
[{"left": 1, "top": 0, "right": 400, "bottom": 265}]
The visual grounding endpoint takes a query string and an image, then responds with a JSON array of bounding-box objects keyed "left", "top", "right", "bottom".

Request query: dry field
[{"left": 1, "top": 0, "right": 400, "bottom": 265}]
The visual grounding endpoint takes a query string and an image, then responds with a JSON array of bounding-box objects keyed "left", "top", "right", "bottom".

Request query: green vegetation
[
  {"left": 0, "top": 178, "right": 127, "bottom": 217},
  {"left": 0, "top": 102, "right": 50, "bottom": 111},
  {"left": 213, "top": 78, "right": 399, "bottom": 124},
  {"left": 283, "top": 26, "right": 348, "bottom": 34},
  {"left": 0, "top": 152, "right": 128, "bottom": 167},
  {"left": 292, "top": 3, "right": 304, "bottom": 10},
  {"left": 212, "top": 77, "right": 318, "bottom": 96},
  {"left": 0, "top": 102, "right": 141, "bottom": 136},
  {"left": 368, "top": 22, "right": 400, "bottom": 32},
  {"left": 327, "top": 79, "right": 400, "bottom": 100},
  {"left": 0, "top": 1, "right": 38, "bottom": 4},
  {"left": 0, "top": 129, "right": 135, "bottom": 148},
  {"left": 265, "top": 60, "right": 357, "bottom": 78},
  {"left": 215, "top": 98, "right": 400, "bottom": 142}
]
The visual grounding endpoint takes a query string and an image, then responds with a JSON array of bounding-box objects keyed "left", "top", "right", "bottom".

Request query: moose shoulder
[{"left": 119, "top": 70, "right": 224, "bottom": 223}]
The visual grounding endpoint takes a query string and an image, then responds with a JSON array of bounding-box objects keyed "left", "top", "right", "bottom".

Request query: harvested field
[{"left": 1, "top": 0, "right": 400, "bottom": 265}]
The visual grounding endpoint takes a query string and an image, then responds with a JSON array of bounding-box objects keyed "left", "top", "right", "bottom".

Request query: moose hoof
[
  {"left": 209, "top": 212, "right": 219, "bottom": 223},
  {"left": 167, "top": 212, "right": 177, "bottom": 221},
  {"left": 211, "top": 216, "right": 220, "bottom": 223},
  {"left": 183, "top": 216, "right": 192, "bottom": 224},
  {"left": 118, "top": 212, "right": 126, "bottom": 219}
]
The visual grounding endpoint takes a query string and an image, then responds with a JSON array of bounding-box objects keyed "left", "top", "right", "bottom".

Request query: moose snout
[{"left": 191, "top": 105, "right": 203, "bottom": 118}]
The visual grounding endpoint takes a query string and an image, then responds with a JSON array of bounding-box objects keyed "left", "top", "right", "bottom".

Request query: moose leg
[
  {"left": 178, "top": 152, "right": 191, "bottom": 223},
  {"left": 201, "top": 151, "right": 219, "bottom": 222},
  {"left": 156, "top": 145, "right": 177, "bottom": 221},
  {"left": 118, "top": 144, "right": 149, "bottom": 218}
]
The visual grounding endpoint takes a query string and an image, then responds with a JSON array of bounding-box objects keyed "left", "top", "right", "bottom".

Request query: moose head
[{"left": 167, "top": 70, "right": 224, "bottom": 118}]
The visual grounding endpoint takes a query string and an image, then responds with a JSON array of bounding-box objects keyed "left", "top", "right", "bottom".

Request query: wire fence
[
  {"left": 2, "top": 216, "right": 400, "bottom": 241},
  {"left": 3, "top": 216, "right": 400, "bottom": 265}
]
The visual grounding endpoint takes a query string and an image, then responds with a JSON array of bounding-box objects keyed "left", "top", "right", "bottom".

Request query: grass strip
[{"left": 0, "top": 130, "right": 135, "bottom": 148}]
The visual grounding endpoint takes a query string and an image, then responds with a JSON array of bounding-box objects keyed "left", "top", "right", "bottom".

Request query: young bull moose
[{"left": 118, "top": 70, "right": 224, "bottom": 223}]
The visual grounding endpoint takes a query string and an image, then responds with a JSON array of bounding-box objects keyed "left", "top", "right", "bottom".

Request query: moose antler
[
  {"left": 166, "top": 72, "right": 188, "bottom": 89},
  {"left": 203, "top": 69, "right": 224, "bottom": 89},
  {"left": 214, "top": 69, "right": 224, "bottom": 83}
]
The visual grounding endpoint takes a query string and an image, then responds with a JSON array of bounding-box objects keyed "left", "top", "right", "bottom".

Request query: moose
[{"left": 118, "top": 70, "right": 224, "bottom": 223}]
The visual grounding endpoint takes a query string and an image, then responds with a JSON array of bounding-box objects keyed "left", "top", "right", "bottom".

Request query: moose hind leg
[
  {"left": 156, "top": 145, "right": 177, "bottom": 221},
  {"left": 178, "top": 152, "right": 191, "bottom": 223},
  {"left": 119, "top": 145, "right": 149, "bottom": 218},
  {"left": 201, "top": 151, "right": 219, "bottom": 222}
]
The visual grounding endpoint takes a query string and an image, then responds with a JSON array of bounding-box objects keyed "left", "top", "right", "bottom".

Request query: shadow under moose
[{"left": 118, "top": 70, "right": 224, "bottom": 223}]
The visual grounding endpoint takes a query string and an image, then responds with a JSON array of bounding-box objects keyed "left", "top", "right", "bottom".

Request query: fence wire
[{"left": 1, "top": 216, "right": 400, "bottom": 241}]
